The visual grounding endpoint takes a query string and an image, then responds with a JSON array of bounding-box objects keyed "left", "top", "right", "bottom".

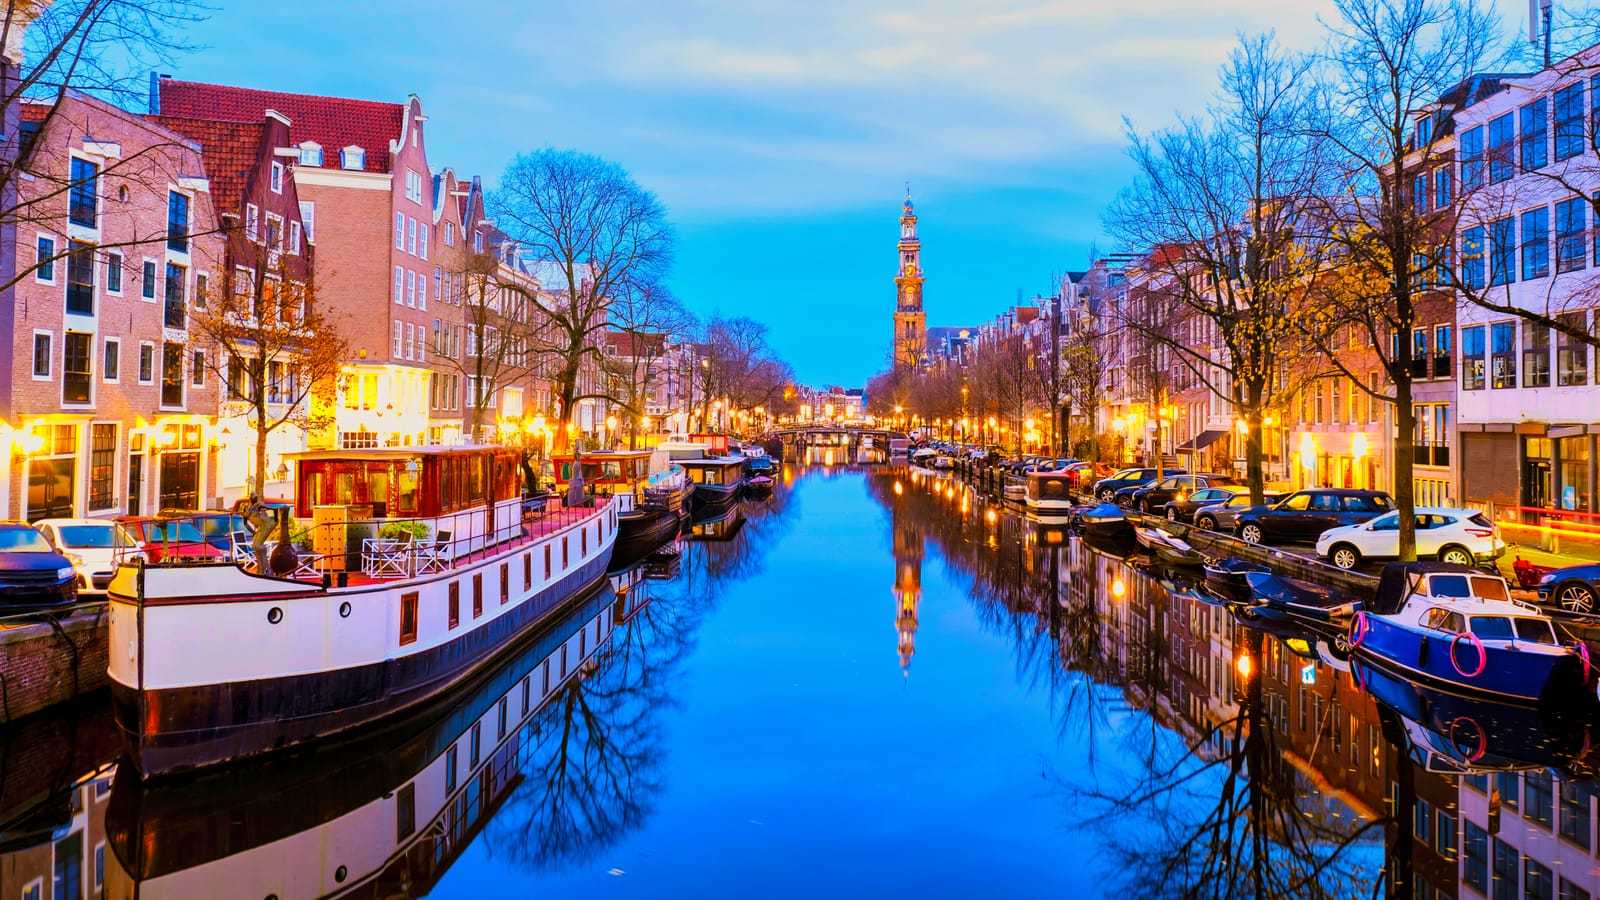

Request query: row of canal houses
[
  {"left": 0, "top": 42, "right": 596, "bottom": 522},
  {"left": 1060, "top": 45, "right": 1600, "bottom": 545}
]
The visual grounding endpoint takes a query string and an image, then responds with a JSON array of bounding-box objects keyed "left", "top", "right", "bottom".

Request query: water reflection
[{"left": 868, "top": 464, "right": 1600, "bottom": 898}]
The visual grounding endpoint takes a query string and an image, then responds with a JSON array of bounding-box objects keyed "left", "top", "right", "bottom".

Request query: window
[
  {"left": 1461, "top": 225, "right": 1485, "bottom": 290},
  {"left": 1491, "top": 322, "right": 1517, "bottom": 389},
  {"left": 299, "top": 200, "right": 315, "bottom": 243},
  {"left": 66, "top": 240, "right": 95, "bottom": 315},
  {"left": 69, "top": 157, "right": 98, "bottom": 227},
  {"left": 417, "top": 271, "right": 426, "bottom": 309},
  {"left": 1491, "top": 837, "right": 1518, "bottom": 900},
  {"left": 191, "top": 350, "right": 205, "bottom": 387},
  {"left": 499, "top": 562, "right": 509, "bottom": 604},
  {"left": 1557, "top": 197, "right": 1586, "bottom": 273},
  {"left": 406, "top": 269, "right": 416, "bottom": 308},
  {"left": 1527, "top": 858, "right": 1554, "bottom": 900},
  {"left": 445, "top": 221, "right": 456, "bottom": 246},
  {"left": 1521, "top": 97, "right": 1549, "bottom": 170},
  {"left": 102, "top": 338, "right": 118, "bottom": 382},
  {"left": 449, "top": 581, "right": 460, "bottom": 628},
  {"left": 32, "top": 331, "right": 51, "bottom": 379},
  {"left": 194, "top": 272, "right": 207, "bottom": 310},
  {"left": 167, "top": 190, "right": 189, "bottom": 252},
  {"left": 89, "top": 423, "right": 114, "bottom": 510},
  {"left": 419, "top": 223, "right": 428, "bottom": 260},
  {"left": 245, "top": 203, "right": 259, "bottom": 242},
  {"left": 405, "top": 169, "right": 422, "bottom": 203},
  {"left": 106, "top": 251, "right": 122, "bottom": 293},
  {"left": 469, "top": 721, "right": 481, "bottom": 767},
  {"left": 445, "top": 744, "right": 458, "bottom": 792},
  {"left": 1434, "top": 166, "right": 1452, "bottom": 209},
  {"left": 407, "top": 217, "right": 417, "bottom": 255},
  {"left": 1555, "top": 82, "right": 1585, "bottom": 160},
  {"left": 497, "top": 695, "right": 507, "bottom": 738},
  {"left": 1490, "top": 217, "right": 1515, "bottom": 286},
  {"left": 1434, "top": 325, "right": 1452, "bottom": 379},
  {"left": 1461, "top": 126, "right": 1485, "bottom": 189},
  {"left": 1524, "top": 322, "right": 1551, "bottom": 388},
  {"left": 62, "top": 331, "right": 92, "bottom": 404},
  {"left": 289, "top": 220, "right": 301, "bottom": 254},
  {"left": 473, "top": 573, "right": 483, "bottom": 617},
  {"left": 1436, "top": 808, "right": 1456, "bottom": 857},
  {"left": 1526, "top": 770, "right": 1555, "bottom": 826},
  {"left": 340, "top": 145, "right": 364, "bottom": 170},
  {"left": 160, "top": 342, "right": 183, "bottom": 407},
  {"left": 1411, "top": 172, "right": 1427, "bottom": 211},
  {"left": 37, "top": 235, "right": 55, "bottom": 281},
  {"left": 270, "top": 161, "right": 283, "bottom": 194},
  {"left": 1488, "top": 113, "right": 1514, "bottom": 183},
  {"left": 1558, "top": 312, "right": 1589, "bottom": 386},
  {"left": 1522, "top": 206, "right": 1549, "bottom": 280},
  {"left": 265, "top": 212, "right": 284, "bottom": 253},
  {"left": 164, "top": 263, "right": 185, "bottom": 329},
  {"left": 299, "top": 142, "right": 322, "bottom": 166},
  {"left": 393, "top": 321, "right": 402, "bottom": 358},
  {"left": 141, "top": 259, "right": 156, "bottom": 299},
  {"left": 396, "top": 783, "right": 415, "bottom": 841},
  {"left": 399, "top": 591, "right": 418, "bottom": 645},
  {"left": 1562, "top": 878, "right": 1592, "bottom": 900},
  {"left": 393, "top": 265, "right": 403, "bottom": 304},
  {"left": 1463, "top": 324, "right": 1486, "bottom": 390},
  {"left": 138, "top": 342, "right": 154, "bottom": 383},
  {"left": 474, "top": 230, "right": 483, "bottom": 253}
]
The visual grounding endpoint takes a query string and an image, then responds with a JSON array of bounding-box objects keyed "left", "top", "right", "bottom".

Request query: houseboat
[
  {"left": 105, "top": 581, "right": 631, "bottom": 896},
  {"left": 106, "top": 444, "right": 618, "bottom": 777},
  {"left": 551, "top": 449, "right": 687, "bottom": 566},
  {"left": 1024, "top": 470, "right": 1074, "bottom": 510}
]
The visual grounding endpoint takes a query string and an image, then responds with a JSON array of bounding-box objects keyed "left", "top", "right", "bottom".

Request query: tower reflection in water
[{"left": 866, "top": 464, "right": 1600, "bottom": 898}]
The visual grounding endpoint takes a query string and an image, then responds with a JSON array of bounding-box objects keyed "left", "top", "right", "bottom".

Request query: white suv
[{"left": 1315, "top": 507, "right": 1505, "bottom": 570}]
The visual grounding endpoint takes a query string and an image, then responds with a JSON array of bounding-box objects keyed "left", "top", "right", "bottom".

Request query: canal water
[{"left": 4, "top": 462, "right": 1598, "bottom": 897}]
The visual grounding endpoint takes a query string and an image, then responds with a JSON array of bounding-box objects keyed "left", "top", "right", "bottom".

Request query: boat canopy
[
  {"left": 289, "top": 444, "right": 520, "bottom": 519},
  {"left": 1371, "top": 561, "right": 1500, "bottom": 615}
]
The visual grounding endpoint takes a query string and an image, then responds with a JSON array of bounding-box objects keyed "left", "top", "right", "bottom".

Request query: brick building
[{"left": 1, "top": 90, "right": 223, "bottom": 521}]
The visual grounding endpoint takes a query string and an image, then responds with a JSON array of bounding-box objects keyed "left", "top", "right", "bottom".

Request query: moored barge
[{"left": 107, "top": 444, "right": 618, "bottom": 777}]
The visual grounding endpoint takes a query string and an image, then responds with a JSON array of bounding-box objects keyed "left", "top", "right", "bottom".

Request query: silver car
[{"left": 1192, "top": 491, "right": 1284, "bottom": 532}]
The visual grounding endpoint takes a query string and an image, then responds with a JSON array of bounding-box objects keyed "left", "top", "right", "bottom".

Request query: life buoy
[
  {"left": 1446, "top": 716, "right": 1488, "bottom": 763},
  {"left": 1575, "top": 641, "right": 1593, "bottom": 683},
  {"left": 1349, "top": 611, "right": 1369, "bottom": 648},
  {"left": 1450, "top": 631, "right": 1487, "bottom": 678}
]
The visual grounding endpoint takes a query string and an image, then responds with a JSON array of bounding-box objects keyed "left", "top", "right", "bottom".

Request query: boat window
[
  {"left": 1421, "top": 608, "right": 1451, "bottom": 630},
  {"left": 1513, "top": 618, "right": 1557, "bottom": 644},
  {"left": 1468, "top": 616, "right": 1515, "bottom": 640},
  {"left": 1470, "top": 577, "right": 1510, "bottom": 602},
  {"left": 1428, "top": 574, "right": 1472, "bottom": 598}
]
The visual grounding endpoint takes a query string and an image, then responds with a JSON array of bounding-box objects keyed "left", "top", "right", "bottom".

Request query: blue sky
[{"left": 172, "top": 0, "right": 1343, "bottom": 385}]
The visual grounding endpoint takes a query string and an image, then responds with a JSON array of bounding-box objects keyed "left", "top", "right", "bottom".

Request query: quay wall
[{"left": 0, "top": 606, "right": 109, "bottom": 723}]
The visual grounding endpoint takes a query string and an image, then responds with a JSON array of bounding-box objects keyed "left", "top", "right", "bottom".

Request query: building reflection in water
[
  {"left": 865, "top": 464, "right": 1600, "bottom": 898},
  {"left": 888, "top": 475, "right": 923, "bottom": 674}
]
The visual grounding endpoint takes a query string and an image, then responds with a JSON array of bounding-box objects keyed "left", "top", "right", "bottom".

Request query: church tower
[{"left": 893, "top": 188, "right": 926, "bottom": 370}]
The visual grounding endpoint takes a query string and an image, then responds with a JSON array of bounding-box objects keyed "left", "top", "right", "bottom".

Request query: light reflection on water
[{"left": 3, "top": 464, "right": 1599, "bottom": 898}]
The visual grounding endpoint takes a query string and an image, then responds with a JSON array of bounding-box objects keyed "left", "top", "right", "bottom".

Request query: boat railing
[{"left": 112, "top": 496, "right": 612, "bottom": 582}]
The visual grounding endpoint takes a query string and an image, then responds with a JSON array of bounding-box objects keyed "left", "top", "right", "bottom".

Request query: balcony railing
[{"left": 1412, "top": 441, "right": 1450, "bottom": 467}]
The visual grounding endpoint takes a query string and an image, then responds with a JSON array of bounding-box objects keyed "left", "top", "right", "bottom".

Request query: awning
[{"left": 1177, "top": 430, "right": 1227, "bottom": 452}]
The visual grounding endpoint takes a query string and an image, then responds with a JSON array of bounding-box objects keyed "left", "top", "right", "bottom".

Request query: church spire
[{"left": 893, "top": 189, "right": 926, "bottom": 369}]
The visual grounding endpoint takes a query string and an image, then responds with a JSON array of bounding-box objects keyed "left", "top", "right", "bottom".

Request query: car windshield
[
  {"left": 57, "top": 524, "right": 115, "bottom": 548},
  {"left": 1469, "top": 616, "right": 1515, "bottom": 640},
  {"left": 0, "top": 528, "right": 53, "bottom": 552},
  {"left": 1513, "top": 618, "right": 1557, "bottom": 644}
]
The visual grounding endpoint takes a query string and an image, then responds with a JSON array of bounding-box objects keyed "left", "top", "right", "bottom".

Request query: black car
[
  {"left": 1127, "top": 474, "right": 1241, "bottom": 515},
  {"left": 1233, "top": 489, "right": 1394, "bottom": 545},
  {"left": 1537, "top": 563, "right": 1600, "bottom": 613},
  {"left": 0, "top": 522, "right": 79, "bottom": 611},
  {"left": 1093, "top": 468, "right": 1183, "bottom": 504}
]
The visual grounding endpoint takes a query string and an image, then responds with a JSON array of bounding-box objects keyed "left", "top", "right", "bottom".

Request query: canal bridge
[{"left": 770, "top": 426, "right": 907, "bottom": 464}]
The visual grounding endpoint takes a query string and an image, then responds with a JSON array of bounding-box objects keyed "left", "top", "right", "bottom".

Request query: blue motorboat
[{"left": 1350, "top": 562, "right": 1591, "bottom": 704}]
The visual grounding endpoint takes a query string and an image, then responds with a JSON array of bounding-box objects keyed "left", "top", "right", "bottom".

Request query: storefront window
[
  {"left": 1559, "top": 435, "right": 1592, "bottom": 511},
  {"left": 27, "top": 425, "right": 79, "bottom": 522}
]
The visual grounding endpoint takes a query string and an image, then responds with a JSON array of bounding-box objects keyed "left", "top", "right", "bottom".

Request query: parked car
[
  {"left": 1234, "top": 489, "right": 1393, "bottom": 545},
  {"left": 1128, "top": 474, "right": 1240, "bottom": 515},
  {"left": 1535, "top": 564, "right": 1600, "bottom": 613},
  {"left": 1162, "top": 484, "right": 1247, "bottom": 523},
  {"left": 1315, "top": 507, "right": 1506, "bottom": 570},
  {"left": 0, "top": 522, "right": 78, "bottom": 611},
  {"left": 1060, "top": 461, "right": 1099, "bottom": 491},
  {"left": 35, "top": 518, "right": 129, "bottom": 595},
  {"left": 162, "top": 505, "right": 290, "bottom": 557},
  {"left": 116, "top": 516, "right": 229, "bottom": 563},
  {"left": 1192, "top": 491, "right": 1285, "bottom": 532},
  {"left": 1092, "top": 468, "right": 1181, "bottom": 504}
]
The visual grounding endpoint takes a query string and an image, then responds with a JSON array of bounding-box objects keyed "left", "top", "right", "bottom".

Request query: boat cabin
[
  {"left": 551, "top": 450, "right": 655, "bottom": 491},
  {"left": 690, "top": 433, "right": 731, "bottom": 455},
  {"left": 680, "top": 456, "right": 746, "bottom": 486},
  {"left": 1372, "top": 562, "right": 1557, "bottom": 645}
]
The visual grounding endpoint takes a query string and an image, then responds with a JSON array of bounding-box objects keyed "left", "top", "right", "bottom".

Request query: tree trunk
[{"left": 1394, "top": 372, "right": 1417, "bottom": 561}]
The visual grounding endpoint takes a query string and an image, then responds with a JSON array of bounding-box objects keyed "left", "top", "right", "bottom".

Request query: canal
[{"left": 3, "top": 462, "right": 1596, "bottom": 897}]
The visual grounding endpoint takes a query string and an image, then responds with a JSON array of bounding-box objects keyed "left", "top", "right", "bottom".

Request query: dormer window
[
  {"left": 298, "top": 142, "right": 323, "bottom": 166},
  {"left": 340, "top": 146, "right": 365, "bottom": 170},
  {"left": 1415, "top": 114, "right": 1433, "bottom": 148}
]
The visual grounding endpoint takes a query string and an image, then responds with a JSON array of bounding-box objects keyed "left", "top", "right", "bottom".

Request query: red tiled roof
[
  {"left": 151, "top": 115, "right": 264, "bottom": 218},
  {"left": 605, "top": 331, "right": 666, "bottom": 357},
  {"left": 157, "top": 78, "right": 403, "bottom": 173},
  {"left": 20, "top": 100, "right": 48, "bottom": 122}
]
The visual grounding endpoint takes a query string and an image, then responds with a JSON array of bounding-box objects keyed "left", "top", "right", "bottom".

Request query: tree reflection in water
[
  {"left": 865, "top": 465, "right": 1388, "bottom": 897},
  {"left": 483, "top": 476, "right": 803, "bottom": 872}
]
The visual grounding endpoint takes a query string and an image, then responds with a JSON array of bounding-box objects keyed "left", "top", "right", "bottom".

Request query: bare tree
[
  {"left": 489, "top": 150, "right": 672, "bottom": 449},
  {"left": 192, "top": 240, "right": 347, "bottom": 496},
  {"left": 605, "top": 278, "right": 694, "bottom": 447}
]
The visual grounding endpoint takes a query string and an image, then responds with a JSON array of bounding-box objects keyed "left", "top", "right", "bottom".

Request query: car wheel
[
  {"left": 1329, "top": 544, "right": 1361, "bottom": 571},
  {"left": 1166, "top": 507, "right": 1178, "bottom": 522},
  {"left": 1557, "top": 581, "right": 1597, "bottom": 614},
  {"left": 1437, "top": 545, "right": 1474, "bottom": 566},
  {"left": 1195, "top": 515, "right": 1217, "bottom": 531},
  {"left": 1099, "top": 489, "right": 1114, "bottom": 503},
  {"left": 1240, "top": 523, "right": 1263, "bottom": 545}
]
